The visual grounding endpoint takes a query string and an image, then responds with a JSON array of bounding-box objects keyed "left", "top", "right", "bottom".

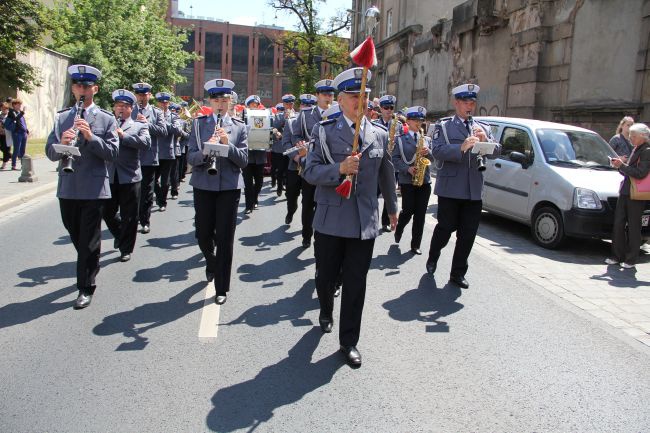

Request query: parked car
[{"left": 474, "top": 116, "right": 650, "bottom": 249}]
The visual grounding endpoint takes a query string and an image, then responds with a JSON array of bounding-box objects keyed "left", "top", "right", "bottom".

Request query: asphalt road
[{"left": 1, "top": 181, "right": 649, "bottom": 433}]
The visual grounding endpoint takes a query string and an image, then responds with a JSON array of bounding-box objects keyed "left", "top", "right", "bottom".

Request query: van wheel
[{"left": 531, "top": 206, "right": 565, "bottom": 249}]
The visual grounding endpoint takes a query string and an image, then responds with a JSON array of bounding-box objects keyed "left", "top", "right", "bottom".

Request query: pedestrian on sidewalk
[
  {"left": 4, "top": 98, "right": 28, "bottom": 170},
  {"left": 0, "top": 102, "right": 11, "bottom": 169},
  {"left": 610, "top": 116, "right": 634, "bottom": 160},
  {"left": 607, "top": 123, "right": 650, "bottom": 270}
]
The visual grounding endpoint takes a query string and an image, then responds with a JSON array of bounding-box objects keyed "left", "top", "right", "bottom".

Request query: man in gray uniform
[
  {"left": 303, "top": 67, "right": 398, "bottom": 367},
  {"left": 242, "top": 95, "right": 266, "bottom": 214},
  {"left": 270, "top": 94, "right": 295, "bottom": 196},
  {"left": 291, "top": 86, "right": 334, "bottom": 248},
  {"left": 131, "top": 82, "right": 167, "bottom": 234},
  {"left": 45, "top": 64, "right": 119, "bottom": 309},
  {"left": 188, "top": 78, "right": 248, "bottom": 305},
  {"left": 103, "top": 89, "right": 151, "bottom": 262},
  {"left": 426, "top": 83, "right": 499, "bottom": 288},
  {"left": 154, "top": 92, "right": 183, "bottom": 211}
]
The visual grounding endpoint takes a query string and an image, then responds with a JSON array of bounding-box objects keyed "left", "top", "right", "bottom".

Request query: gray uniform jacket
[
  {"left": 108, "top": 117, "right": 151, "bottom": 184},
  {"left": 291, "top": 106, "right": 324, "bottom": 146},
  {"left": 271, "top": 112, "right": 287, "bottom": 154},
  {"left": 303, "top": 116, "right": 398, "bottom": 240},
  {"left": 392, "top": 131, "right": 434, "bottom": 185},
  {"left": 188, "top": 113, "right": 248, "bottom": 192},
  {"left": 283, "top": 118, "right": 301, "bottom": 171},
  {"left": 131, "top": 104, "right": 167, "bottom": 166},
  {"left": 158, "top": 111, "right": 183, "bottom": 160},
  {"left": 176, "top": 119, "right": 190, "bottom": 156},
  {"left": 46, "top": 104, "right": 119, "bottom": 200},
  {"left": 431, "top": 115, "right": 498, "bottom": 201}
]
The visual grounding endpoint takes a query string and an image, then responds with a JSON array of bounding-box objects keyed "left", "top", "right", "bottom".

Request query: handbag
[{"left": 630, "top": 148, "right": 650, "bottom": 200}]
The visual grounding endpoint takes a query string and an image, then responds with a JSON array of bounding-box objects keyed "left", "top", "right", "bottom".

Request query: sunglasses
[{"left": 381, "top": 105, "right": 395, "bottom": 110}]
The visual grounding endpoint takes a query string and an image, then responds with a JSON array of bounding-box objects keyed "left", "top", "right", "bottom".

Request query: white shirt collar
[
  {"left": 212, "top": 112, "right": 231, "bottom": 125},
  {"left": 342, "top": 114, "right": 365, "bottom": 130}
]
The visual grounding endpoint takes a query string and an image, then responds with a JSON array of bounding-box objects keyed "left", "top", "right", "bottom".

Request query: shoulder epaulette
[
  {"left": 57, "top": 107, "right": 72, "bottom": 114},
  {"left": 231, "top": 117, "right": 244, "bottom": 124},
  {"left": 372, "top": 122, "right": 388, "bottom": 132},
  {"left": 99, "top": 108, "right": 114, "bottom": 116},
  {"left": 319, "top": 118, "right": 336, "bottom": 126},
  {"left": 438, "top": 116, "right": 453, "bottom": 123}
]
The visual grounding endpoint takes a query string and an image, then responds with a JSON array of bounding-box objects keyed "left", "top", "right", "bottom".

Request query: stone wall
[
  {"left": 16, "top": 47, "right": 72, "bottom": 141},
  {"left": 373, "top": 0, "right": 649, "bottom": 139}
]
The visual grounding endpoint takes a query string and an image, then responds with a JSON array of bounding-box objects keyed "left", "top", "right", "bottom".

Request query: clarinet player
[{"left": 45, "top": 65, "right": 119, "bottom": 309}]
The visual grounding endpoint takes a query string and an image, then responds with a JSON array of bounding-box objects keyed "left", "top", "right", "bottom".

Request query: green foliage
[
  {"left": 47, "top": 0, "right": 198, "bottom": 108},
  {"left": 271, "top": 0, "right": 350, "bottom": 95},
  {"left": 0, "top": 0, "right": 48, "bottom": 92}
]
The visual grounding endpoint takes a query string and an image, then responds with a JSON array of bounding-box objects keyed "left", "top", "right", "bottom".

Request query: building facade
[{"left": 350, "top": 0, "right": 650, "bottom": 139}]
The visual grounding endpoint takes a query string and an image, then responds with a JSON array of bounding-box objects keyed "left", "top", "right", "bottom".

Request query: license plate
[{"left": 643, "top": 215, "right": 649, "bottom": 227}]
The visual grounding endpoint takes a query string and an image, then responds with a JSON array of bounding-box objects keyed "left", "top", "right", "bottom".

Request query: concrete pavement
[{"left": 0, "top": 155, "right": 58, "bottom": 213}]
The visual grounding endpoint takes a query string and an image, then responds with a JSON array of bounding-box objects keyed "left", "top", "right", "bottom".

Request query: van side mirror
[{"left": 510, "top": 151, "right": 530, "bottom": 168}]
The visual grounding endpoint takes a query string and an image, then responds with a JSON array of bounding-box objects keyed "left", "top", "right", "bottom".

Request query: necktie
[
  {"left": 464, "top": 120, "right": 471, "bottom": 135},
  {"left": 80, "top": 108, "right": 86, "bottom": 120},
  {"left": 414, "top": 133, "right": 418, "bottom": 142}
]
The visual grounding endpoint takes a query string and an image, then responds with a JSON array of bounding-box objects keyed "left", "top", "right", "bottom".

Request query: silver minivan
[{"left": 475, "top": 116, "right": 650, "bottom": 249}]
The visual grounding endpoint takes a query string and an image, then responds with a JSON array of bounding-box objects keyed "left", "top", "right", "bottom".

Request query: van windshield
[{"left": 536, "top": 129, "right": 616, "bottom": 169}]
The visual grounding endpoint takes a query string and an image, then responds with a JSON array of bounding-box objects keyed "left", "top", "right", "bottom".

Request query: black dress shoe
[
  {"left": 215, "top": 294, "right": 227, "bottom": 305},
  {"left": 141, "top": 225, "right": 150, "bottom": 234},
  {"left": 319, "top": 317, "right": 333, "bottom": 333},
  {"left": 120, "top": 253, "right": 131, "bottom": 262},
  {"left": 394, "top": 230, "right": 402, "bottom": 243},
  {"left": 73, "top": 292, "right": 92, "bottom": 309},
  {"left": 425, "top": 259, "right": 436, "bottom": 275},
  {"left": 340, "top": 345, "right": 362, "bottom": 367},
  {"left": 159, "top": 206, "right": 166, "bottom": 212},
  {"left": 285, "top": 214, "right": 292, "bottom": 224},
  {"left": 411, "top": 248, "right": 422, "bottom": 255},
  {"left": 245, "top": 208, "right": 253, "bottom": 215},
  {"left": 171, "top": 194, "right": 178, "bottom": 200},
  {"left": 449, "top": 276, "right": 469, "bottom": 288},
  {"left": 334, "top": 285, "right": 341, "bottom": 298},
  {"left": 302, "top": 239, "right": 311, "bottom": 249},
  {"left": 254, "top": 203, "right": 259, "bottom": 209},
  {"left": 381, "top": 225, "right": 391, "bottom": 233},
  {"left": 277, "top": 190, "right": 282, "bottom": 197},
  {"left": 206, "top": 271, "right": 215, "bottom": 282}
]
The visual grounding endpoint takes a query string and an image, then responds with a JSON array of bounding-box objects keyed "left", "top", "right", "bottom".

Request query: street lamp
[{"left": 364, "top": 5, "right": 380, "bottom": 36}]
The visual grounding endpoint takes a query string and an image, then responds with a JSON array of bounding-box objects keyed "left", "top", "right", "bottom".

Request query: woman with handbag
[{"left": 607, "top": 123, "right": 650, "bottom": 269}]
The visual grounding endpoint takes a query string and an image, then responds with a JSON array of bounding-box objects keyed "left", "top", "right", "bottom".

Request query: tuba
[{"left": 412, "top": 126, "right": 431, "bottom": 187}]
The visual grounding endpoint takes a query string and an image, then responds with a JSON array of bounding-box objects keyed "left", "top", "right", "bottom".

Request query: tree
[
  {"left": 0, "top": 0, "right": 48, "bottom": 92},
  {"left": 47, "top": 0, "right": 198, "bottom": 107},
  {"left": 269, "top": 0, "right": 350, "bottom": 95}
]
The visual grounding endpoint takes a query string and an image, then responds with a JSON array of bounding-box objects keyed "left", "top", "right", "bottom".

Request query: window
[
  {"left": 204, "top": 32, "right": 222, "bottom": 70},
  {"left": 379, "top": 71, "right": 387, "bottom": 96},
  {"left": 500, "top": 127, "right": 534, "bottom": 162},
  {"left": 258, "top": 38, "right": 274, "bottom": 74},
  {"left": 232, "top": 35, "right": 249, "bottom": 97},
  {"left": 386, "top": 9, "right": 393, "bottom": 38}
]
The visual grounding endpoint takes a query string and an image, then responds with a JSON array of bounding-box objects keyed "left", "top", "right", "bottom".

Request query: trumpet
[
  {"left": 61, "top": 95, "right": 86, "bottom": 173},
  {"left": 206, "top": 113, "right": 223, "bottom": 175}
]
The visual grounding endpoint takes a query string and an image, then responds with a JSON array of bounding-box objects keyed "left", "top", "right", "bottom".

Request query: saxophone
[
  {"left": 412, "top": 126, "right": 431, "bottom": 187},
  {"left": 387, "top": 113, "right": 398, "bottom": 154}
]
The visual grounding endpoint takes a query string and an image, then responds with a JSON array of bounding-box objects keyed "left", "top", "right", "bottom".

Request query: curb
[{"left": 0, "top": 181, "right": 58, "bottom": 214}]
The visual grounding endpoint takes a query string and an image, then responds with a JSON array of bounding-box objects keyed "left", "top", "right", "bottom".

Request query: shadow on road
[
  {"left": 382, "top": 274, "right": 463, "bottom": 332},
  {"left": 206, "top": 327, "right": 344, "bottom": 432},
  {"left": 591, "top": 266, "right": 650, "bottom": 288},
  {"left": 0, "top": 285, "right": 78, "bottom": 330},
  {"left": 143, "top": 230, "right": 196, "bottom": 251},
  {"left": 237, "top": 246, "right": 315, "bottom": 283},
  {"left": 16, "top": 251, "right": 113, "bottom": 288},
  {"left": 226, "top": 278, "right": 318, "bottom": 328},
  {"left": 239, "top": 225, "right": 300, "bottom": 249},
  {"left": 93, "top": 281, "right": 206, "bottom": 350},
  {"left": 371, "top": 244, "right": 414, "bottom": 275},
  {"left": 133, "top": 252, "right": 204, "bottom": 283}
]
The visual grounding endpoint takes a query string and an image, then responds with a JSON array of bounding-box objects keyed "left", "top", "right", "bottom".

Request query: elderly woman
[
  {"left": 610, "top": 116, "right": 634, "bottom": 160},
  {"left": 606, "top": 123, "right": 650, "bottom": 269}
]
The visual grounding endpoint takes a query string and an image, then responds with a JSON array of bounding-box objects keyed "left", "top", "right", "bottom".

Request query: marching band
[{"left": 46, "top": 62, "right": 498, "bottom": 367}]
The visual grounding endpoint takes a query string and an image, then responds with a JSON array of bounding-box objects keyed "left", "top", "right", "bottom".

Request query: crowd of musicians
[{"left": 45, "top": 63, "right": 498, "bottom": 367}]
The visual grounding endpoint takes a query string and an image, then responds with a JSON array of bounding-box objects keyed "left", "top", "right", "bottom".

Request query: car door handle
[{"left": 495, "top": 163, "right": 502, "bottom": 168}]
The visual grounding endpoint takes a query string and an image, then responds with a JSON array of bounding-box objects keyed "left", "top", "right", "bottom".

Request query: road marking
[{"left": 198, "top": 281, "right": 220, "bottom": 342}]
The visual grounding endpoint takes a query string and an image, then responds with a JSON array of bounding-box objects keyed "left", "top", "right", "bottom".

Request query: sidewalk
[{"left": 0, "top": 156, "right": 59, "bottom": 213}]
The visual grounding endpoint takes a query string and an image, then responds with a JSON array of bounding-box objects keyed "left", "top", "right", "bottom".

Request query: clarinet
[
  {"left": 467, "top": 113, "right": 486, "bottom": 172},
  {"left": 207, "top": 113, "right": 223, "bottom": 175},
  {"left": 61, "top": 95, "right": 86, "bottom": 173}
]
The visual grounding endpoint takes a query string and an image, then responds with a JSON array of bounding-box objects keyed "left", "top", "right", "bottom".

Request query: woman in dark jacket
[
  {"left": 609, "top": 116, "right": 634, "bottom": 160},
  {"left": 606, "top": 123, "right": 650, "bottom": 269}
]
